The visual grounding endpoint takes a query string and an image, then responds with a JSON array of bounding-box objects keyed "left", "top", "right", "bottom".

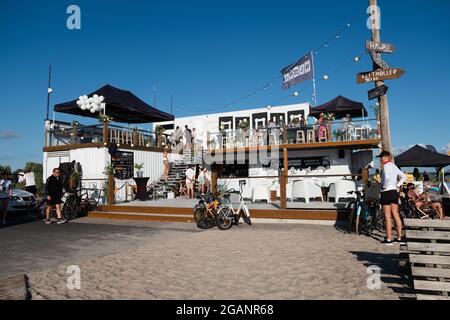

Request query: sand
[{"left": 27, "top": 222, "right": 408, "bottom": 300}]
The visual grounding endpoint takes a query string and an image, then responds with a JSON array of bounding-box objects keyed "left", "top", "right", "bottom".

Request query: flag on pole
[{"left": 281, "top": 52, "right": 314, "bottom": 90}]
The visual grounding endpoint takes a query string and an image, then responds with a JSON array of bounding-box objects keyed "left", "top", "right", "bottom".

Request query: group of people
[
  {"left": 170, "top": 125, "right": 201, "bottom": 152},
  {"left": 184, "top": 165, "right": 211, "bottom": 199},
  {"left": 377, "top": 150, "right": 447, "bottom": 246},
  {"left": 0, "top": 168, "right": 67, "bottom": 226}
]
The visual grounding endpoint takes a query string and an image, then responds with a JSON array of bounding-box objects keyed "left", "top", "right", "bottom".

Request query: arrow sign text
[
  {"left": 357, "top": 68, "right": 405, "bottom": 84},
  {"left": 365, "top": 40, "right": 396, "bottom": 53},
  {"left": 368, "top": 85, "right": 389, "bottom": 100}
]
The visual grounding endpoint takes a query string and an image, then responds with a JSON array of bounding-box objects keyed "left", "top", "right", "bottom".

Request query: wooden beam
[
  {"left": 281, "top": 147, "right": 288, "bottom": 209},
  {"left": 102, "top": 121, "right": 109, "bottom": 143}
]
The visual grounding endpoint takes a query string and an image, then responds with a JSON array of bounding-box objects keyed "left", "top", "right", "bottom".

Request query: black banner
[{"left": 281, "top": 52, "right": 314, "bottom": 90}]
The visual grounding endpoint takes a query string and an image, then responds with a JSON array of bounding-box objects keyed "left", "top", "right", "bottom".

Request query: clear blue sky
[{"left": 1, "top": 0, "right": 449, "bottom": 169}]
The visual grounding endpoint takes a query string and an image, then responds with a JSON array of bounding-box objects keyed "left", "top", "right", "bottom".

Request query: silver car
[{"left": 7, "top": 189, "right": 38, "bottom": 213}]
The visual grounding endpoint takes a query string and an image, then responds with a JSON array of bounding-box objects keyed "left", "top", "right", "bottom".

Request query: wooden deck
[{"left": 89, "top": 201, "right": 346, "bottom": 224}]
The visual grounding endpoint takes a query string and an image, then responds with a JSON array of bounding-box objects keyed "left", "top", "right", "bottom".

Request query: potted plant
[
  {"left": 98, "top": 114, "right": 113, "bottom": 123},
  {"left": 154, "top": 125, "right": 165, "bottom": 147},
  {"left": 69, "top": 171, "right": 81, "bottom": 190},
  {"left": 134, "top": 163, "right": 144, "bottom": 178},
  {"left": 103, "top": 163, "right": 115, "bottom": 205}
]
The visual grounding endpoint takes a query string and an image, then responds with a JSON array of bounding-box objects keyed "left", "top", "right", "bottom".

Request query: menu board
[{"left": 111, "top": 151, "right": 134, "bottom": 180}]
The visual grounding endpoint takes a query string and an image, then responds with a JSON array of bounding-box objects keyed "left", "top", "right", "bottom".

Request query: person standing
[
  {"left": 184, "top": 125, "right": 192, "bottom": 152},
  {"left": 19, "top": 169, "right": 37, "bottom": 196},
  {"left": 185, "top": 165, "right": 195, "bottom": 199},
  {"left": 197, "top": 167, "right": 206, "bottom": 195},
  {"left": 162, "top": 148, "right": 170, "bottom": 181},
  {"left": 377, "top": 151, "right": 407, "bottom": 245},
  {"left": 0, "top": 173, "right": 13, "bottom": 225},
  {"left": 45, "top": 168, "right": 66, "bottom": 225}
]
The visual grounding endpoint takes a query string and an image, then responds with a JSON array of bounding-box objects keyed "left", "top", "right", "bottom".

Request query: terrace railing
[
  {"left": 44, "top": 120, "right": 170, "bottom": 149},
  {"left": 206, "top": 118, "right": 380, "bottom": 150}
]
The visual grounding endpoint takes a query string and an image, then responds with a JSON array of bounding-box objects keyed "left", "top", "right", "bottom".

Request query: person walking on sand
[
  {"left": 0, "top": 173, "right": 13, "bottom": 225},
  {"left": 44, "top": 168, "right": 67, "bottom": 225},
  {"left": 377, "top": 151, "right": 406, "bottom": 245}
]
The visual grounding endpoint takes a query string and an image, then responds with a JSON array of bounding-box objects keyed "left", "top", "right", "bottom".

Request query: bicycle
[
  {"left": 193, "top": 193, "right": 221, "bottom": 229},
  {"left": 346, "top": 190, "right": 364, "bottom": 234},
  {"left": 62, "top": 188, "right": 102, "bottom": 221},
  {"left": 216, "top": 181, "right": 252, "bottom": 230}
]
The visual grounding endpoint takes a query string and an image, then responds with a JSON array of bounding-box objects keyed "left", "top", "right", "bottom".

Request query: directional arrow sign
[
  {"left": 357, "top": 68, "right": 405, "bottom": 84},
  {"left": 368, "top": 85, "right": 389, "bottom": 100},
  {"left": 365, "top": 40, "right": 396, "bottom": 53}
]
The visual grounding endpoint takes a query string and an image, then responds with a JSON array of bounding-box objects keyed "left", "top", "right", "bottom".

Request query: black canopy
[
  {"left": 309, "top": 95, "right": 368, "bottom": 119},
  {"left": 395, "top": 145, "right": 450, "bottom": 168},
  {"left": 54, "top": 84, "right": 174, "bottom": 123}
]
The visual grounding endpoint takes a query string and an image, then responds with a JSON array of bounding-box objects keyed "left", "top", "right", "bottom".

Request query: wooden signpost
[
  {"left": 365, "top": 40, "right": 396, "bottom": 53},
  {"left": 357, "top": 68, "right": 405, "bottom": 84},
  {"left": 368, "top": 84, "right": 389, "bottom": 100}
]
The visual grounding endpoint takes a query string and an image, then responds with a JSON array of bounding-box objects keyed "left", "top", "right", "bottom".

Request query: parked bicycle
[
  {"left": 62, "top": 188, "right": 102, "bottom": 221},
  {"left": 193, "top": 193, "right": 221, "bottom": 229},
  {"left": 346, "top": 190, "right": 383, "bottom": 235},
  {"left": 216, "top": 180, "right": 252, "bottom": 230}
]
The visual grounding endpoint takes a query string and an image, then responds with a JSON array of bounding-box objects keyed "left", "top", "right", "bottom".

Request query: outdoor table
[{"left": 133, "top": 177, "right": 149, "bottom": 201}]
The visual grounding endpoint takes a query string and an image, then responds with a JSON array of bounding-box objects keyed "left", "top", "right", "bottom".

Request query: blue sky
[{"left": 1, "top": 0, "right": 449, "bottom": 169}]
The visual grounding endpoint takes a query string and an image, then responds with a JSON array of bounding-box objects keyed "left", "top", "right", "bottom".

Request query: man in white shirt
[
  {"left": 18, "top": 169, "right": 37, "bottom": 196},
  {"left": 377, "top": 151, "right": 407, "bottom": 245},
  {"left": 185, "top": 165, "right": 195, "bottom": 199},
  {"left": 0, "top": 173, "right": 13, "bottom": 225}
]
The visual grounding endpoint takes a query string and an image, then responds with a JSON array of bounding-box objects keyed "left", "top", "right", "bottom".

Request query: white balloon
[
  {"left": 93, "top": 94, "right": 99, "bottom": 99},
  {"left": 76, "top": 100, "right": 82, "bottom": 106},
  {"left": 78, "top": 96, "right": 83, "bottom": 101},
  {"left": 99, "top": 96, "right": 104, "bottom": 102},
  {"left": 80, "top": 105, "right": 86, "bottom": 110},
  {"left": 100, "top": 102, "right": 106, "bottom": 110},
  {"left": 90, "top": 108, "right": 96, "bottom": 113}
]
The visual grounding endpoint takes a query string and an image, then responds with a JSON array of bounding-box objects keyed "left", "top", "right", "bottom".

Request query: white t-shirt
[
  {"left": 18, "top": 172, "right": 36, "bottom": 187},
  {"left": 185, "top": 168, "right": 195, "bottom": 182},
  {"left": 0, "top": 179, "right": 12, "bottom": 199},
  {"left": 381, "top": 162, "right": 406, "bottom": 192}
]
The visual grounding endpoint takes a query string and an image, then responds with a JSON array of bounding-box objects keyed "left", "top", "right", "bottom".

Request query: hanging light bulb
[
  {"left": 266, "top": 105, "right": 272, "bottom": 110},
  {"left": 293, "top": 91, "right": 299, "bottom": 97},
  {"left": 323, "top": 74, "right": 329, "bottom": 80},
  {"left": 354, "top": 56, "right": 360, "bottom": 62}
]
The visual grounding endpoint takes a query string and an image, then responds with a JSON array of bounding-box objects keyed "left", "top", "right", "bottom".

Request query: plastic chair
[
  {"left": 328, "top": 180, "right": 357, "bottom": 203},
  {"left": 252, "top": 185, "right": 270, "bottom": 203},
  {"left": 291, "top": 180, "right": 323, "bottom": 203},
  {"left": 296, "top": 130, "right": 305, "bottom": 143},
  {"left": 306, "top": 130, "right": 315, "bottom": 143}
]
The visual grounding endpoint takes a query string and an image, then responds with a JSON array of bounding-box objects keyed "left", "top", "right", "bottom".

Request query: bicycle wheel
[
  {"left": 62, "top": 196, "right": 79, "bottom": 220},
  {"left": 347, "top": 202, "right": 356, "bottom": 233},
  {"left": 216, "top": 207, "right": 234, "bottom": 230},
  {"left": 194, "top": 206, "right": 214, "bottom": 229}
]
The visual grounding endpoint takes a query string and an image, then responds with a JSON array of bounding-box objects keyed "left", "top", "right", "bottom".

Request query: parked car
[{"left": 7, "top": 189, "right": 38, "bottom": 213}]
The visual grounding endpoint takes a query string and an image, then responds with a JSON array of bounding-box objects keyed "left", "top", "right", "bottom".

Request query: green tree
[{"left": 0, "top": 165, "right": 12, "bottom": 175}]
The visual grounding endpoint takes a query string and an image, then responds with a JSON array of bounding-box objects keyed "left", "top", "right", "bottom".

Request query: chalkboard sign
[
  {"left": 111, "top": 151, "right": 134, "bottom": 180},
  {"left": 281, "top": 157, "right": 329, "bottom": 170}
]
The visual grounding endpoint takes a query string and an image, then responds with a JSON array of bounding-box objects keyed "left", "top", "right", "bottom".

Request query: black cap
[{"left": 376, "top": 150, "right": 391, "bottom": 158}]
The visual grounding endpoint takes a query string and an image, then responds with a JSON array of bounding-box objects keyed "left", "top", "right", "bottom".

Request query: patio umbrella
[
  {"left": 395, "top": 145, "right": 450, "bottom": 168},
  {"left": 309, "top": 95, "right": 368, "bottom": 119}
]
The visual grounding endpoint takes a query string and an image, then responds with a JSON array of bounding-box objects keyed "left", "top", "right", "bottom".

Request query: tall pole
[
  {"left": 368, "top": 0, "right": 392, "bottom": 154},
  {"left": 46, "top": 65, "right": 52, "bottom": 120},
  {"left": 310, "top": 51, "right": 317, "bottom": 106}
]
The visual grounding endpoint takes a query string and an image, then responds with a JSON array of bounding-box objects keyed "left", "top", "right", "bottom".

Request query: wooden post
[
  {"left": 282, "top": 125, "right": 287, "bottom": 145},
  {"left": 71, "top": 124, "right": 78, "bottom": 144},
  {"left": 369, "top": 0, "right": 392, "bottom": 154},
  {"left": 132, "top": 128, "right": 138, "bottom": 146},
  {"left": 280, "top": 147, "right": 288, "bottom": 209},
  {"left": 362, "top": 167, "right": 369, "bottom": 183},
  {"left": 211, "top": 163, "right": 221, "bottom": 195},
  {"left": 107, "top": 174, "right": 115, "bottom": 205},
  {"left": 102, "top": 120, "right": 109, "bottom": 144}
]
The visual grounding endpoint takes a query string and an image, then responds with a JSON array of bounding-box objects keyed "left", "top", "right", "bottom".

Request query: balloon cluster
[{"left": 76, "top": 94, "right": 106, "bottom": 114}]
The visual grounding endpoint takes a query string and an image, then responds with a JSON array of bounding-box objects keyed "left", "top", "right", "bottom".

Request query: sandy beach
[{"left": 26, "top": 220, "right": 408, "bottom": 300}]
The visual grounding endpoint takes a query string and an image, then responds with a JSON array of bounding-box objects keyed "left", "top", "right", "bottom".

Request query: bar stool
[
  {"left": 306, "top": 130, "right": 315, "bottom": 143},
  {"left": 296, "top": 130, "right": 305, "bottom": 143}
]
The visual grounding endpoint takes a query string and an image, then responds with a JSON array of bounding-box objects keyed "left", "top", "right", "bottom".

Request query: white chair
[
  {"left": 296, "top": 130, "right": 305, "bottom": 143},
  {"left": 291, "top": 180, "right": 323, "bottom": 203},
  {"left": 252, "top": 185, "right": 270, "bottom": 203},
  {"left": 306, "top": 130, "right": 315, "bottom": 143},
  {"left": 328, "top": 180, "right": 357, "bottom": 203}
]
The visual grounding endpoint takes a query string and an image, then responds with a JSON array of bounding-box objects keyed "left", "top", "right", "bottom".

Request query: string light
[{"left": 173, "top": 16, "right": 362, "bottom": 116}]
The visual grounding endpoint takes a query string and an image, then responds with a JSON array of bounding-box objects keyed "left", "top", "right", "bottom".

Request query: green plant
[
  {"left": 322, "top": 113, "right": 335, "bottom": 121},
  {"left": 238, "top": 119, "right": 249, "bottom": 130},
  {"left": 103, "top": 163, "right": 115, "bottom": 176},
  {"left": 70, "top": 171, "right": 82, "bottom": 182},
  {"left": 134, "top": 163, "right": 144, "bottom": 171},
  {"left": 154, "top": 125, "right": 165, "bottom": 134},
  {"left": 98, "top": 114, "right": 113, "bottom": 123}
]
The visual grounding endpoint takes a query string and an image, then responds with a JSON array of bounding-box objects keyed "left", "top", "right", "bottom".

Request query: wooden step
[
  {"left": 100, "top": 205, "right": 192, "bottom": 215},
  {"left": 89, "top": 211, "right": 194, "bottom": 223}
]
